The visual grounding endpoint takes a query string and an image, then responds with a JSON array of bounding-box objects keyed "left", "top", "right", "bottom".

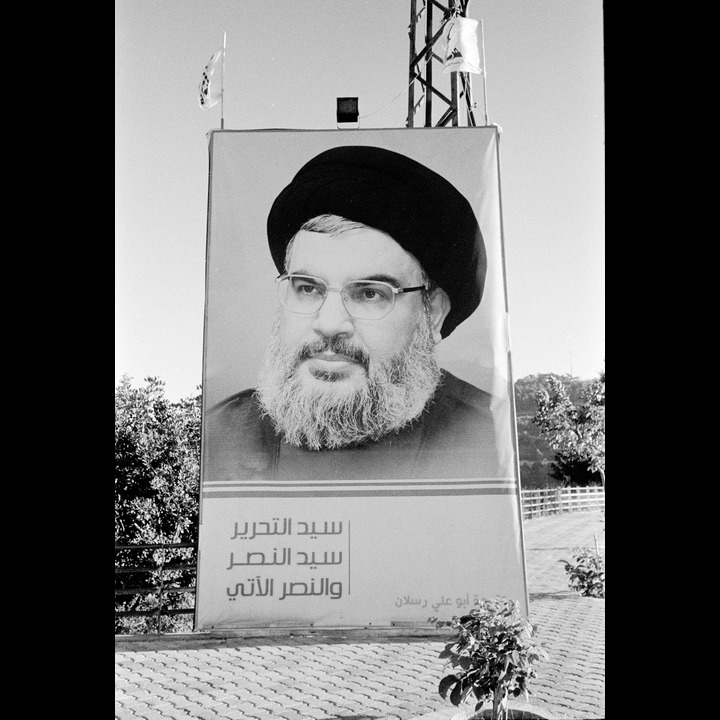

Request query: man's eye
[
  {"left": 350, "top": 284, "right": 392, "bottom": 303},
  {"left": 291, "top": 279, "right": 322, "bottom": 295}
]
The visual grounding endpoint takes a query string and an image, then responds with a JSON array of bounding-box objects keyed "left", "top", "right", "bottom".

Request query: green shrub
[
  {"left": 429, "top": 597, "right": 548, "bottom": 720},
  {"left": 560, "top": 547, "right": 605, "bottom": 598}
]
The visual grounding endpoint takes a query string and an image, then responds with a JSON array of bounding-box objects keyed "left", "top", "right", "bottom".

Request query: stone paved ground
[{"left": 115, "top": 511, "right": 605, "bottom": 720}]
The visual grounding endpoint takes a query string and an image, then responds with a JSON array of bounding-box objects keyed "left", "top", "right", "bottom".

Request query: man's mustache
[{"left": 295, "top": 337, "right": 371, "bottom": 370}]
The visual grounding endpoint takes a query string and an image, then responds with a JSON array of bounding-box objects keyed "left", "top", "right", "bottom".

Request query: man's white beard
[{"left": 255, "top": 309, "right": 442, "bottom": 450}]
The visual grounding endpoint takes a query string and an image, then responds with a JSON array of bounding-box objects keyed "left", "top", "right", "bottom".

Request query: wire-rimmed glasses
[{"left": 276, "top": 273, "right": 426, "bottom": 320}]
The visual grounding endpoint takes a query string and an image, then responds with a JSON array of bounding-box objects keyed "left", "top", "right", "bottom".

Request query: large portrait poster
[{"left": 195, "top": 127, "right": 529, "bottom": 629}]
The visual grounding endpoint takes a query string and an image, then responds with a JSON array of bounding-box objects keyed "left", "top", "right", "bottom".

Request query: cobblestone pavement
[{"left": 115, "top": 511, "right": 605, "bottom": 720}]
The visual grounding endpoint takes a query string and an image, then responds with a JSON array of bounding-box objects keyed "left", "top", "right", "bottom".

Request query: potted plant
[{"left": 429, "top": 597, "right": 550, "bottom": 720}]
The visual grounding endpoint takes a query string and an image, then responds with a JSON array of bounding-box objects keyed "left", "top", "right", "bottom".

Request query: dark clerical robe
[{"left": 203, "top": 370, "right": 500, "bottom": 482}]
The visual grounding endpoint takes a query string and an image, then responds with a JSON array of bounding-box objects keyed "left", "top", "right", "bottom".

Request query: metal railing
[{"left": 114, "top": 541, "right": 197, "bottom": 632}]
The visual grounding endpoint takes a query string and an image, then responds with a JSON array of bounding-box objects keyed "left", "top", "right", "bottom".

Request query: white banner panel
[{"left": 196, "top": 128, "right": 528, "bottom": 629}]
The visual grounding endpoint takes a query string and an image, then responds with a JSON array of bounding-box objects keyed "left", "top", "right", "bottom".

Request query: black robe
[{"left": 203, "top": 370, "right": 500, "bottom": 482}]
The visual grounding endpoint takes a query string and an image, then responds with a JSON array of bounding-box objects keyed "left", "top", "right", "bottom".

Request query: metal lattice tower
[{"left": 406, "top": 0, "right": 482, "bottom": 128}]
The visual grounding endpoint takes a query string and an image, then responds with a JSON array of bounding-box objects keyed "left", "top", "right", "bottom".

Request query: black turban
[{"left": 266, "top": 145, "right": 486, "bottom": 338}]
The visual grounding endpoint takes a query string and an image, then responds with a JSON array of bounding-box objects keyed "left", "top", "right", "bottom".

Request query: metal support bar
[
  {"left": 115, "top": 608, "right": 195, "bottom": 619},
  {"left": 115, "top": 586, "right": 196, "bottom": 596},
  {"left": 436, "top": 106, "right": 458, "bottom": 127},
  {"left": 416, "top": 76, "right": 454, "bottom": 106},
  {"left": 424, "top": 0, "right": 433, "bottom": 126},
  {"left": 407, "top": 0, "right": 417, "bottom": 126}
]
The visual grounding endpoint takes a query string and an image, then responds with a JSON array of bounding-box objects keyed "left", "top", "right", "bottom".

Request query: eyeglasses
[{"left": 276, "top": 273, "right": 427, "bottom": 320}]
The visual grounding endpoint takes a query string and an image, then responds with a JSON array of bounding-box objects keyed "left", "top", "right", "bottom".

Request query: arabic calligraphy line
[
  {"left": 278, "top": 578, "right": 343, "bottom": 600},
  {"left": 231, "top": 519, "right": 346, "bottom": 540},
  {"left": 226, "top": 577, "right": 274, "bottom": 599},
  {"left": 231, "top": 518, "right": 292, "bottom": 540},
  {"left": 227, "top": 548, "right": 292, "bottom": 569}
]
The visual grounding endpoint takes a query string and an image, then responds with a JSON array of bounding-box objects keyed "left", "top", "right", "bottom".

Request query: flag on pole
[
  {"left": 443, "top": 17, "right": 482, "bottom": 74},
  {"left": 199, "top": 50, "right": 223, "bottom": 108}
]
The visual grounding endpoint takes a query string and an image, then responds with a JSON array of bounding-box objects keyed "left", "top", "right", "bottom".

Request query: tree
[
  {"left": 519, "top": 460, "right": 561, "bottom": 489},
  {"left": 532, "top": 370, "right": 605, "bottom": 487},
  {"left": 115, "top": 375, "right": 201, "bottom": 544},
  {"left": 548, "top": 455, "right": 601, "bottom": 487},
  {"left": 514, "top": 373, "right": 588, "bottom": 416},
  {"left": 115, "top": 375, "right": 202, "bottom": 633}
]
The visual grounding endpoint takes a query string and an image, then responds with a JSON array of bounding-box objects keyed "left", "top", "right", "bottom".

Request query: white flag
[
  {"left": 199, "top": 50, "right": 223, "bottom": 108},
  {"left": 443, "top": 17, "right": 482, "bottom": 74}
]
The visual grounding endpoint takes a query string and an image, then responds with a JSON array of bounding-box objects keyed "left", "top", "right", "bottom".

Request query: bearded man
[{"left": 204, "top": 145, "right": 501, "bottom": 481}]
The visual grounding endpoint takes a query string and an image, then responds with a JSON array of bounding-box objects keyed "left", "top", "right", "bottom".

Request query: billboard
[{"left": 195, "top": 127, "right": 528, "bottom": 629}]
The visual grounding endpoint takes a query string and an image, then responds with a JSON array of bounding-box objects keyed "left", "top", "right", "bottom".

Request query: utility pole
[{"left": 406, "top": 0, "right": 478, "bottom": 128}]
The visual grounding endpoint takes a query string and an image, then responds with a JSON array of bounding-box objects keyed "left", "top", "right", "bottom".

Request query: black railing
[{"left": 114, "top": 542, "right": 197, "bottom": 633}]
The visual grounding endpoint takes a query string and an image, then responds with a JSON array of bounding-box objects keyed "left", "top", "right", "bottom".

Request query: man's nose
[{"left": 312, "top": 290, "right": 355, "bottom": 338}]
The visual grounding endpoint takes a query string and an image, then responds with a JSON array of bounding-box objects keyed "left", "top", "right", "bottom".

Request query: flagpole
[
  {"left": 480, "top": 19, "right": 489, "bottom": 125},
  {"left": 221, "top": 31, "right": 226, "bottom": 129}
]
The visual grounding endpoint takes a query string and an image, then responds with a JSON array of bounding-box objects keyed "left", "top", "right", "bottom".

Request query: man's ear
[{"left": 427, "top": 287, "right": 451, "bottom": 344}]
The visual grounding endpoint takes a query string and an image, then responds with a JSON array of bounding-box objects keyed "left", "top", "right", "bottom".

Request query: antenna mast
[{"left": 407, "top": 0, "right": 480, "bottom": 128}]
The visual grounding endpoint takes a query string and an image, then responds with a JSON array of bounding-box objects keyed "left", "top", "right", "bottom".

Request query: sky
[{"left": 115, "top": 0, "right": 604, "bottom": 403}]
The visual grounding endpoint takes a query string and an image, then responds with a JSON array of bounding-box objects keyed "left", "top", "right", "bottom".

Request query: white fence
[{"left": 521, "top": 486, "right": 604, "bottom": 520}]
